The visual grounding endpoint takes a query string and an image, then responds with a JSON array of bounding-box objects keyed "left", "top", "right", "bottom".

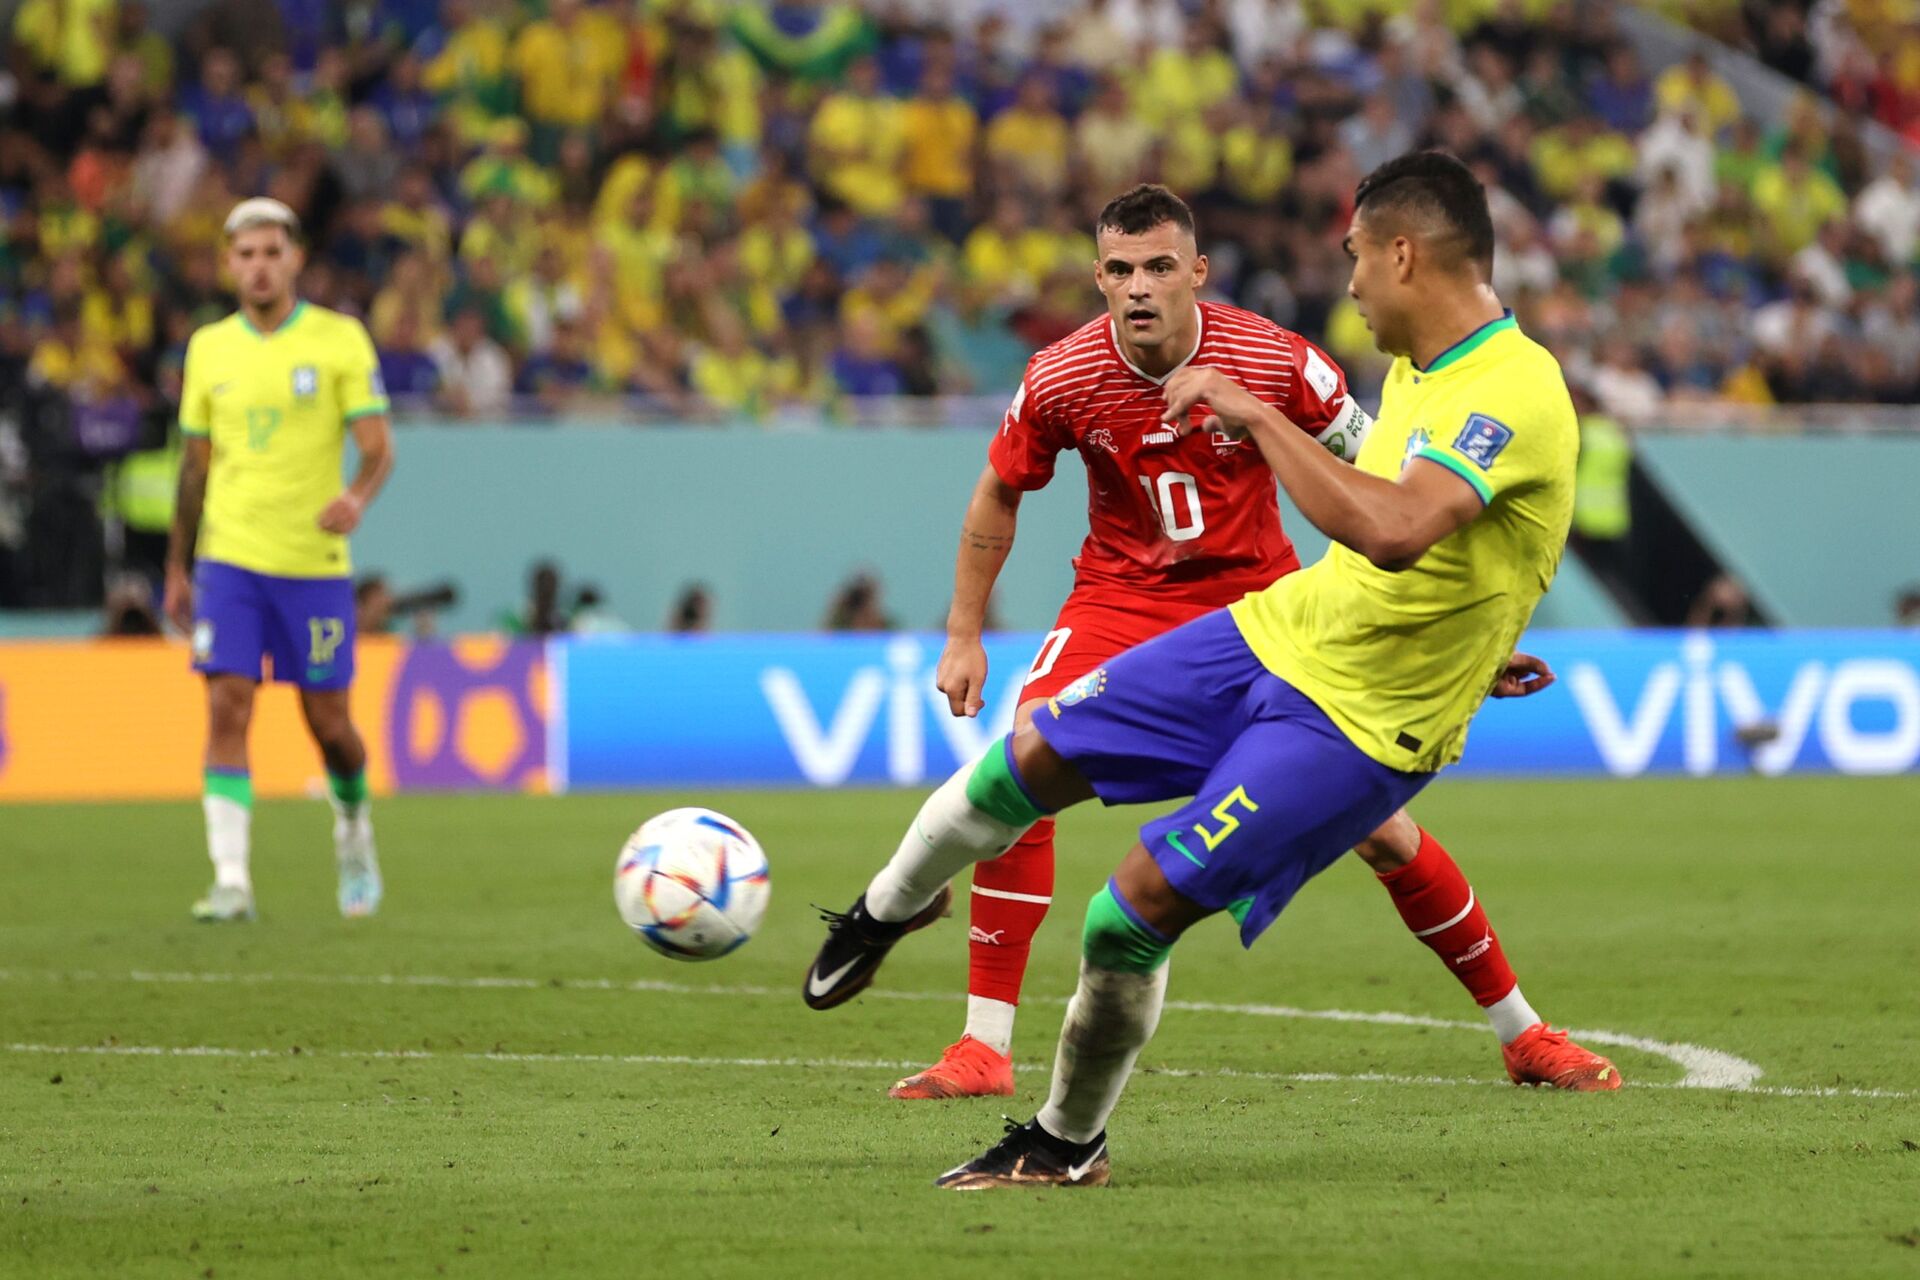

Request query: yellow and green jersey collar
[
  {"left": 237, "top": 299, "right": 308, "bottom": 339},
  {"left": 1413, "top": 309, "right": 1517, "bottom": 376}
]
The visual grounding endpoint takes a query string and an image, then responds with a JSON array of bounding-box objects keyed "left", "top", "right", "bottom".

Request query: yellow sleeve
[
  {"left": 1415, "top": 383, "right": 1559, "bottom": 507},
  {"left": 335, "top": 320, "right": 390, "bottom": 422},
  {"left": 179, "top": 331, "right": 212, "bottom": 436}
]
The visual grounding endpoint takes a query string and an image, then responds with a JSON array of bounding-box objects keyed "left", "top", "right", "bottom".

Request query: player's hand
[
  {"left": 163, "top": 563, "right": 193, "bottom": 635},
  {"left": 317, "top": 492, "right": 365, "bottom": 534},
  {"left": 1161, "top": 367, "right": 1277, "bottom": 440},
  {"left": 1491, "top": 652, "right": 1556, "bottom": 698},
  {"left": 936, "top": 635, "right": 989, "bottom": 718}
]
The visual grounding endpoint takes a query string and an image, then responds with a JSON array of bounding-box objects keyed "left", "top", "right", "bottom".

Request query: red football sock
[
  {"left": 1376, "top": 828, "right": 1518, "bottom": 1008},
  {"left": 966, "top": 817, "right": 1056, "bottom": 1006}
]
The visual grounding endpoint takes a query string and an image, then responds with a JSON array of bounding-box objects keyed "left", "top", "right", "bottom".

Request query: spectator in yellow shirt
[
  {"left": 1530, "top": 115, "right": 1637, "bottom": 200},
  {"left": 985, "top": 77, "right": 1071, "bottom": 198},
  {"left": 1135, "top": 18, "right": 1239, "bottom": 130},
  {"left": 12, "top": 0, "right": 114, "bottom": 89},
  {"left": 1074, "top": 76, "right": 1155, "bottom": 196},
  {"left": 808, "top": 58, "right": 905, "bottom": 217},
  {"left": 1654, "top": 50, "right": 1741, "bottom": 136},
  {"left": 421, "top": 0, "right": 514, "bottom": 145},
  {"left": 382, "top": 165, "right": 453, "bottom": 262},
  {"left": 690, "top": 312, "right": 779, "bottom": 421},
  {"left": 511, "top": 0, "right": 625, "bottom": 148},
  {"left": 596, "top": 182, "right": 677, "bottom": 336},
  {"left": 459, "top": 118, "right": 558, "bottom": 209},
  {"left": 841, "top": 258, "right": 940, "bottom": 353},
  {"left": 962, "top": 195, "right": 1038, "bottom": 302},
  {"left": 1751, "top": 146, "right": 1849, "bottom": 261},
  {"left": 739, "top": 195, "right": 817, "bottom": 298},
  {"left": 901, "top": 61, "right": 978, "bottom": 242},
  {"left": 460, "top": 191, "right": 538, "bottom": 278}
]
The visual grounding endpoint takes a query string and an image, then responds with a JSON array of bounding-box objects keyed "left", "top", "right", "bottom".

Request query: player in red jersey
[{"left": 884, "top": 185, "right": 1616, "bottom": 1098}]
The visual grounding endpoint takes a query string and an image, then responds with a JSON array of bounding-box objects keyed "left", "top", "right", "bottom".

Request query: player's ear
[
  {"left": 1393, "top": 236, "right": 1415, "bottom": 284},
  {"left": 1191, "top": 253, "right": 1208, "bottom": 290}
]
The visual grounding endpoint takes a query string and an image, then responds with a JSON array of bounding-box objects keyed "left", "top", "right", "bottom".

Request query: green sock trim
[
  {"left": 963, "top": 737, "right": 1046, "bottom": 827},
  {"left": 1082, "top": 884, "right": 1172, "bottom": 973},
  {"left": 204, "top": 770, "right": 253, "bottom": 808},
  {"left": 327, "top": 770, "right": 369, "bottom": 807}
]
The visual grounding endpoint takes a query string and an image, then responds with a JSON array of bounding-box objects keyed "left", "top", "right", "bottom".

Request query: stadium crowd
[{"left": 3, "top": 0, "right": 1919, "bottom": 441}]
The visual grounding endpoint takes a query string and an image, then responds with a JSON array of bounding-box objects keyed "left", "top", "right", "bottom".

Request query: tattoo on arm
[
  {"left": 168, "top": 448, "right": 209, "bottom": 568},
  {"left": 961, "top": 526, "right": 1014, "bottom": 554}
]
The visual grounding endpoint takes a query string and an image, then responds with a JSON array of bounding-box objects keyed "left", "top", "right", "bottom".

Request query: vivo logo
[
  {"left": 759, "top": 638, "right": 1022, "bottom": 786},
  {"left": 1567, "top": 634, "right": 1920, "bottom": 776}
]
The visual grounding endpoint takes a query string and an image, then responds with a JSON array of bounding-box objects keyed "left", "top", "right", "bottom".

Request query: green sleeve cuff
[
  {"left": 343, "top": 402, "right": 391, "bottom": 423},
  {"left": 180, "top": 422, "right": 209, "bottom": 437},
  {"left": 1415, "top": 446, "right": 1494, "bottom": 505}
]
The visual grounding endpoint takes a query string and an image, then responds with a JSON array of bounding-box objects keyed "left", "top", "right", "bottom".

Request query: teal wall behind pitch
[
  {"left": 1637, "top": 435, "right": 1920, "bottom": 627},
  {"left": 357, "top": 425, "right": 1623, "bottom": 633}
]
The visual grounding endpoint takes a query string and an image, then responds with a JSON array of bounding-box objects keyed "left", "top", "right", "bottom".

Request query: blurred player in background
[
  {"left": 845, "top": 184, "right": 1615, "bottom": 1098},
  {"left": 164, "top": 198, "right": 395, "bottom": 922}
]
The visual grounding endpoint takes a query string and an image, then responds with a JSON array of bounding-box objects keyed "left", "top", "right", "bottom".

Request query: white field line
[
  {"left": 0, "top": 1040, "right": 1909, "bottom": 1100},
  {"left": 0, "top": 967, "right": 1875, "bottom": 1097}
]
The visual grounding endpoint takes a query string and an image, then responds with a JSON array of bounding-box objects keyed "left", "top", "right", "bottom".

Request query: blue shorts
[
  {"left": 192, "top": 560, "right": 356, "bottom": 691},
  {"left": 1033, "top": 609, "right": 1432, "bottom": 946}
]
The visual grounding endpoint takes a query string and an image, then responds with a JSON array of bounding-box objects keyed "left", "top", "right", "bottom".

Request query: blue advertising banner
[{"left": 555, "top": 630, "right": 1920, "bottom": 789}]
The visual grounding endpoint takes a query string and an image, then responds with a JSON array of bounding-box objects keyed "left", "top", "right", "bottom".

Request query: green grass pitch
[{"left": 3, "top": 777, "right": 1917, "bottom": 1278}]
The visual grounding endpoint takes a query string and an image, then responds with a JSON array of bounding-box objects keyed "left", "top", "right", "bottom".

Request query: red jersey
[{"left": 988, "top": 301, "right": 1371, "bottom": 600}]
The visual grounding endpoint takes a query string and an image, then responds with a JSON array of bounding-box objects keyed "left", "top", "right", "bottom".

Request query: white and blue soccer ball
[{"left": 614, "top": 807, "right": 771, "bottom": 961}]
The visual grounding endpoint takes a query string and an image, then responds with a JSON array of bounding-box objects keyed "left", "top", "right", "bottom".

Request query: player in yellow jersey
[
  {"left": 804, "top": 152, "right": 1614, "bottom": 1188},
  {"left": 163, "top": 198, "right": 395, "bottom": 923}
]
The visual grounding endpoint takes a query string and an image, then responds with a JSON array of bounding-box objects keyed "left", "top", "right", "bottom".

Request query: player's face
[
  {"left": 1095, "top": 222, "right": 1207, "bottom": 353},
  {"left": 1343, "top": 211, "right": 1412, "bottom": 357},
  {"left": 226, "top": 225, "right": 304, "bottom": 311}
]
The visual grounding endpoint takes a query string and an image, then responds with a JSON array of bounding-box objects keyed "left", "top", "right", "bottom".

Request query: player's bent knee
[
  {"left": 1082, "top": 882, "right": 1172, "bottom": 974},
  {"left": 1007, "top": 722, "right": 1095, "bottom": 812},
  {"left": 965, "top": 736, "right": 1048, "bottom": 827}
]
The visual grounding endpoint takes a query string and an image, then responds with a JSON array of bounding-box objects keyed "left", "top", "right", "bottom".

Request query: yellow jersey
[
  {"left": 1231, "top": 314, "right": 1576, "bottom": 773},
  {"left": 179, "top": 302, "right": 388, "bottom": 578}
]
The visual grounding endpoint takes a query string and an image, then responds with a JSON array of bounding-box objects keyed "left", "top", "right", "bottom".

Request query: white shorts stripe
[
  {"left": 970, "top": 885, "right": 1053, "bottom": 905},
  {"left": 1412, "top": 888, "right": 1476, "bottom": 938}
]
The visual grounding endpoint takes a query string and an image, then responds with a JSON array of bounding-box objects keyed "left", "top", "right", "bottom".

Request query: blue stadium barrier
[{"left": 555, "top": 629, "right": 1920, "bottom": 788}]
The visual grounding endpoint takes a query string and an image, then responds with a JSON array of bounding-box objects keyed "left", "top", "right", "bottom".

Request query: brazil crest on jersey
[
  {"left": 1230, "top": 312, "right": 1577, "bottom": 772},
  {"left": 179, "top": 302, "right": 388, "bottom": 578}
]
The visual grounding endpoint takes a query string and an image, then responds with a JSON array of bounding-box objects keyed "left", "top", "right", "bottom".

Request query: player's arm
[
  {"left": 321, "top": 322, "right": 396, "bottom": 535},
  {"left": 319, "top": 413, "right": 395, "bottom": 535},
  {"left": 1163, "top": 367, "right": 1480, "bottom": 572},
  {"left": 163, "top": 332, "right": 214, "bottom": 633},
  {"left": 163, "top": 434, "right": 212, "bottom": 633},
  {"left": 938, "top": 464, "right": 1024, "bottom": 718}
]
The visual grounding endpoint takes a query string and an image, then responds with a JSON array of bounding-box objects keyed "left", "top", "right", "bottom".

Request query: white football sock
[
  {"left": 204, "top": 794, "right": 252, "bottom": 891},
  {"left": 865, "top": 758, "right": 1036, "bottom": 923},
  {"left": 1036, "top": 959, "right": 1168, "bottom": 1145},
  {"left": 329, "top": 797, "right": 374, "bottom": 860},
  {"left": 964, "top": 995, "right": 1017, "bottom": 1058},
  {"left": 1486, "top": 985, "right": 1542, "bottom": 1044}
]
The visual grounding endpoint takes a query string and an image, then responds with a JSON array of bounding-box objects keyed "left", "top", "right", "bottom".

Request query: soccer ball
[{"left": 614, "top": 807, "right": 771, "bottom": 961}]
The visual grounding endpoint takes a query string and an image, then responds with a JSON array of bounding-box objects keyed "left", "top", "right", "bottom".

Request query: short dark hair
[
  {"left": 1352, "top": 150, "right": 1495, "bottom": 275},
  {"left": 1095, "top": 184, "right": 1196, "bottom": 240}
]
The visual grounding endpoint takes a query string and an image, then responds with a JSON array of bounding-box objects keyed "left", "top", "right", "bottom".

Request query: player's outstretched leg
[
  {"left": 937, "top": 864, "right": 1191, "bottom": 1190},
  {"left": 889, "top": 818, "right": 1055, "bottom": 1099},
  {"left": 302, "top": 689, "right": 381, "bottom": 919},
  {"left": 193, "top": 674, "right": 258, "bottom": 922},
  {"left": 1356, "top": 814, "right": 1621, "bottom": 1091},
  {"left": 805, "top": 735, "right": 1076, "bottom": 1011}
]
